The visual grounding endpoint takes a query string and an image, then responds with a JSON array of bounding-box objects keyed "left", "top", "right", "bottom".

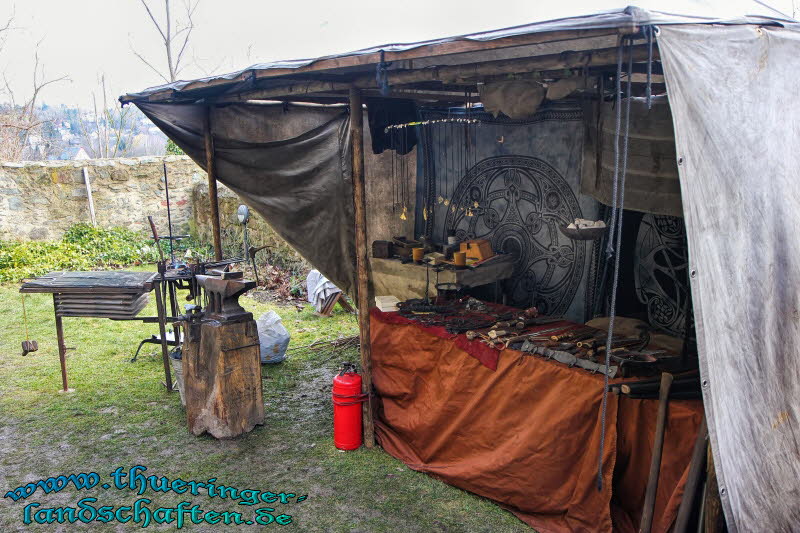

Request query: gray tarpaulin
[
  {"left": 658, "top": 24, "right": 800, "bottom": 533},
  {"left": 136, "top": 103, "right": 356, "bottom": 295}
]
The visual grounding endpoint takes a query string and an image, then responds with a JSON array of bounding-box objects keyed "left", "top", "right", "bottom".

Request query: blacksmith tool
[
  {"left": 673, "top": 416, "right": 708, "bottom": 533},
  {"left": 20, "top": 295, "right": 38, "bottom": 356},
  {"left": 515, "top": 340, "right": 619, "bottom": 377},
  {"left": 639, "top": 372, "right": 674, "bottom": 533},
  {"left": 147, "top": 216, "right": 166, "bottom": 262},
  {"left": 247, "top": 244, "right": 271, "bottom": 286}
]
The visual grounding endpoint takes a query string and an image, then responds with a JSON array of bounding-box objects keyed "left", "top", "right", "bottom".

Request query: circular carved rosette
[{"left": 444, "top": 156, "right": 585, "bottom": 314}]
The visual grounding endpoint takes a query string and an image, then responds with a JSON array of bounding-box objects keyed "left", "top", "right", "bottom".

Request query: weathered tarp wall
[
  {"left": 135, "top": 102, "right": 416, "bottom": 296},
  {"left": 137, "top": 102, "right": 356, "bottom": 293},
  {"left": 658, "top": 23, "right": 800, "bottom": 532}
]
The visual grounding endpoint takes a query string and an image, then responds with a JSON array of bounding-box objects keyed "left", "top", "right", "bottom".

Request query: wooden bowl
[{"left": 559, "top": 224, "right": 607, "bottom": 241}]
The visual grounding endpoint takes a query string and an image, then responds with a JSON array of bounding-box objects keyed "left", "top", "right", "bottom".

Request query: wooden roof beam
[{"left": 217, "top": 44, "right": 658, "bottom": 103}]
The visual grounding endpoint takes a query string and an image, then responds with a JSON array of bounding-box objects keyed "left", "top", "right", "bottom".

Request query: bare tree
[
  {"left": 0, "top": 18, "right": 69, "bottom": 160},
  {"left": 132, "top": 0, "right": 200, "bottom": 84},
  {"left": 77, "top": 74, "right": 139, "bottom": 158}
]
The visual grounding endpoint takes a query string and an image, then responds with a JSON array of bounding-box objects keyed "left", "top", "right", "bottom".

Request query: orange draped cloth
[{"left": 371, "top": 311, "right": 703, "bottom": 533}]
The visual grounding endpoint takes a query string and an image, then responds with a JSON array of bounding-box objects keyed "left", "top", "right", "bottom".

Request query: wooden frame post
[
  {"left": 349, "top": 87, "right": 375, "bottom": 448},
  {"left": 204, "top": 106, "right": 223, "bottom": 260},
  {"left": 53, "top": 296, "right": 69, "bottom": 392}
]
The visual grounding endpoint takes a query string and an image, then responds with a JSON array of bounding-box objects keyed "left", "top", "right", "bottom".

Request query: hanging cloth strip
[
  {"left": 366, "top": 97, "right": 418, "bottom": 155},
  {"left": 597, "top": 35, "right": 634, "bottom": 492}
]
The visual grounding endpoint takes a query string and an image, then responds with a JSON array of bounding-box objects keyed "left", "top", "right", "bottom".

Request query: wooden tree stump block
[{"left": 182, "top": 318, "right": 264, "bottom": 438}]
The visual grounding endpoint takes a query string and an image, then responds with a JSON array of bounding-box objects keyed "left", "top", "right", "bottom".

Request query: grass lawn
[{"left": 0, "top": 266, "right": 530, "bottom": 532}]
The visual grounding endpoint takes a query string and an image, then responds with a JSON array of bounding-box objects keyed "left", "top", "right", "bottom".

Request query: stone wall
[
  {"left": 0, "top": 156, "right": 201, "bottom": 241},
  {"left": 1, "top": 126, "right": 418, "bottom": 282}
]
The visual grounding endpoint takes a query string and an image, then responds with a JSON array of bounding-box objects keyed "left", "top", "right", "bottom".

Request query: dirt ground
[{"left": 0, "top": 280, "right": 530, "bottom": 532}]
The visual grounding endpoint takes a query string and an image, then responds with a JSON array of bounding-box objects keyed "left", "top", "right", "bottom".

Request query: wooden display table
[{"left": 370, "top": 254, "right": 515, "bottom": 301}]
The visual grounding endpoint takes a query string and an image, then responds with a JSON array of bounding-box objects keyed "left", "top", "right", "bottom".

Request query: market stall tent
[{"left": 121, "top": 6, "right": 800, "bottom": 532}]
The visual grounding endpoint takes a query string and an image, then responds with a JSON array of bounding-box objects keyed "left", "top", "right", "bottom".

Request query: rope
[{"left": 597, "top": 36, "right": 634, "bottom": 492}]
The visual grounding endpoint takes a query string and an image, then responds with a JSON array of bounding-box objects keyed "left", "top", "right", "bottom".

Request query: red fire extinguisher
[{"left": 332, "top": 363, "right": 367, "bottom": 450}]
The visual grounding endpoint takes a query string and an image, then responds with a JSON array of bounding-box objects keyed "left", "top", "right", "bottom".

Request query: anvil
[{"left": 195, "top": 274, "right": 256, "bottom": 322}]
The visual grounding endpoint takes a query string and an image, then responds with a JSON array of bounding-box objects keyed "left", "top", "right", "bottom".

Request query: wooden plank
[
  {"left": 317, "top": 293, "right": 338, "bottom": 317},
  {"left": 204, "top": 106, "right": 223, "bottom": 261},
  {"left": 82, "top": 167, "right": 96, "bottom": 226},
  {"left": 349, "top": 88, "right": 375, "bottom": 448},
  {"left": 337, "top": 295, "right": 355, "bottom": 313}
]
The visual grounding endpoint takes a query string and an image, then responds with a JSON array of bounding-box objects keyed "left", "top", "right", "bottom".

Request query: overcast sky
[{"left": 0, "top": 0, "right": 794, "bottom": 108}]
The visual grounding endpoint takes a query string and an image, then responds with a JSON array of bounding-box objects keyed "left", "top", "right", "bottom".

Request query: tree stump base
[{"left": 182, "top": 318, "right": 264, "bottom": 438}]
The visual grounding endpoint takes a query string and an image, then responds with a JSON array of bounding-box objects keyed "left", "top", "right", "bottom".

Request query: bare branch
[
  {"left": 138, "top": 0, "right": 168, "bottom": 42},
  {"left": 130, "top": 44, "right": 172, "bottom": 84},
  {"left": 2, "top": 74, "right": 16, "bottom": 106},
  {"left": 133, "top": 0, "right": 199, "bottom": 83},
  {"left": 0, "top": 120, "right": 47, "bottom": 131},
  {"left": 173, "top": 3, "right": 196, "bottom": 77}
]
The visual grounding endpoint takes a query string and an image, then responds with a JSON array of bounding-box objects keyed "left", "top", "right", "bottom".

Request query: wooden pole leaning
[
  {"left": 204, "top": 106, "right": 223, "bottom": 260},
  {"left": 348, "top": 87, "right": 375, "bottom": 448},
  {"left": 639, "top": 372, "right": 674, "bottom": 533}
]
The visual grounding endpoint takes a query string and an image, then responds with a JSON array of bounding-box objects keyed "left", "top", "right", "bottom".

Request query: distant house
[{"left": 53, "top": 146, "right": 91, "bottom": 161}]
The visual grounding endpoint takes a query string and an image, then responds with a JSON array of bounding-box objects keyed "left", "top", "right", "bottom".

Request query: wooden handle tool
[{"left": 639, "top": 372, "right": 674, "bottom": 533}]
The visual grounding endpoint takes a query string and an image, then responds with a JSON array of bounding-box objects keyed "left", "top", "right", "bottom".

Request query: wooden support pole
[
  {"left": 204, "top": 106, "right": 223, "bottom": 260},
  {"left": 349, "top": 87, "right": 375, "bottom": 448}
]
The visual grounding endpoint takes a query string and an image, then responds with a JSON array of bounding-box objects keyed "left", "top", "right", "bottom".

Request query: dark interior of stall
[
  {"left": 365, "top": 63, "right": 708, "bottom": 531},
  {"left": 367, "top": 85, "right": 697, "bottom": 369}
]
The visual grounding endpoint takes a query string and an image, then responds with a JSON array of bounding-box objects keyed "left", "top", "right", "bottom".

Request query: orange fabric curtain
[{"left": 371, "top": 317, "right": 703, "bottom": 532}]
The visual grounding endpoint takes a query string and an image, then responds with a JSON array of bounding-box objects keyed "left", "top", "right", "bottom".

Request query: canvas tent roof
[
  {"left": 121, "top": 6, "right": 800, "bottom": 533},
  {"left": 119, "top": 4, "right": 794, "bottom": 104}
]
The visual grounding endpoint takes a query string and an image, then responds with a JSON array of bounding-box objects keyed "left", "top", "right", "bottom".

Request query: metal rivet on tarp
[
  {"left": 720, "top": 487, "right": 727, "bottom": 496},
  {"left": 691, "top": 269, "right": 697, "bottom": 278},
  {"left": 702, "top": 379, "right": 709, "bottom": 387},
  {"left": 678, "top": 157, "right": 684, "bottom": 165}
]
